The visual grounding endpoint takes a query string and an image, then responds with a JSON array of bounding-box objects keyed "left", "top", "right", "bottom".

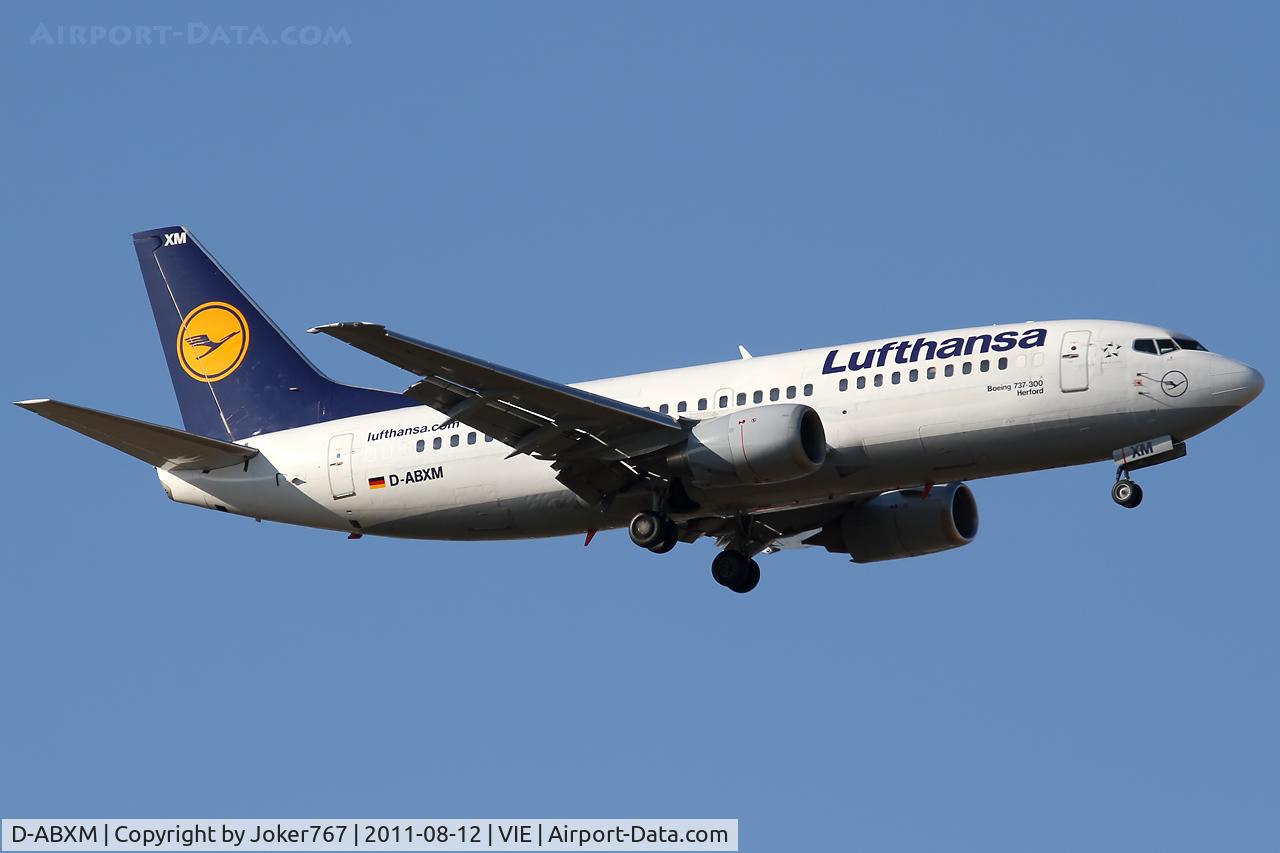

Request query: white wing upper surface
[{"left": 310, "top": 322, "right": 686, "bottom": 505}]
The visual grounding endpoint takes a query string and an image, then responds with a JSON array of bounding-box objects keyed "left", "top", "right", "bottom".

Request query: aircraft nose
[
  {"left": 1210, "top": 360, "right": 1264, "bottom": 408},
  {"left": 1244, "top": 366, "right": 1265, "bottom": 402}
]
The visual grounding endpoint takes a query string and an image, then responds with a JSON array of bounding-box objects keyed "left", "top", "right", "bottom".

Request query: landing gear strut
[
  {"left": 711, "top": 550, "right": 761, "bottom": 594},
  {"left": 629, "top": 511, "right": 678, "bottom": 553},
  {"left": 1111, "top": 476, "right": 1143, "bottom": 509}
]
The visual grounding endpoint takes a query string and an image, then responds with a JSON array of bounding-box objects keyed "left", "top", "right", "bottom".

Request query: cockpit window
[{"left": 1134, "top": 337, "right": 1209, "bottom": 355}]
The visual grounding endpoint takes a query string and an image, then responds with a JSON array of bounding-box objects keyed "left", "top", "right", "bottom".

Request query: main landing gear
[
  {"left": 628, "top": 510, "right": 762, "bottom": 593},
  {"left": 1111, "top": 475, "right": 1143, "bottom": 509},
  {"left": 711, "top": 549, "right": 761, "bottom": 594},
  {"left": 628, "top": 510, "right": 678, "bottom": 554}
]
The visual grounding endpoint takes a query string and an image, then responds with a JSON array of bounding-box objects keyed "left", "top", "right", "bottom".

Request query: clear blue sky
[{"left": 2, "top": 2, "right": 1277, "bottom": 850}]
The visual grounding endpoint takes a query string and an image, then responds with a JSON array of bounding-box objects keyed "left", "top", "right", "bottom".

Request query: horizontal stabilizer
[{"left": 14, "top": 399, "right": 258, "bottom": 471}]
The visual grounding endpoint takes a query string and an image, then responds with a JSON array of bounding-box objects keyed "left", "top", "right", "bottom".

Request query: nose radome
[
  {"left": 1244, "top": 366, "right": 1265, "bottom": 402},
  {"left": 1211, "top": 361, "right": 1264, "bottom": 408}
]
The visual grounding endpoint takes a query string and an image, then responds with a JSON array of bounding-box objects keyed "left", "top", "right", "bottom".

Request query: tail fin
[{"left": 133, "top": 226, "right": 415, "bottom": 440}]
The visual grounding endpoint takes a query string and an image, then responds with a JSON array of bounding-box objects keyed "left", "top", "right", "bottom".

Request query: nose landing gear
[
  {"left": 1111, "top": 475, "right": 1143, "bottom": 508},
  {"left": 1108, "top": 435, "right": 1188, "bottom": 509}
]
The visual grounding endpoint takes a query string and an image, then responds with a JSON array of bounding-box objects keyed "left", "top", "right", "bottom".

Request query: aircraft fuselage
[{"left": 157, "top": 318, "right": 1262, "bottom": 540}]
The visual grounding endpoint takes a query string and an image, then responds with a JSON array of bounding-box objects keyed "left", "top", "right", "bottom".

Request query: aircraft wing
[
  {"left": 15, "top": 399, "right": 259, "bottom": 471},
  {"left": 310, "top": 322, "right": 686, "bottom": 506}
]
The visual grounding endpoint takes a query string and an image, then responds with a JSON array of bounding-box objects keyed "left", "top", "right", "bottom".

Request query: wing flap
[{"left": 15, "top": 399, "right": 258, "bottom": 471}]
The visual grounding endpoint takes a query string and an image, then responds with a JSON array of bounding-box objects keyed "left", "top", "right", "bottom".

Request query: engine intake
[
  {"left": 813, "top": 483, "right": 979, "bottom": 563},
  {"left": 667, "top": 404, "right": 827, "bottom": 486}
]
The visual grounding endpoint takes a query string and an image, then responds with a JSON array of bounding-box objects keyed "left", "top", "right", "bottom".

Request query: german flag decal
[{"left": 368, "top": 476, "right": 386, "bottom": 490}]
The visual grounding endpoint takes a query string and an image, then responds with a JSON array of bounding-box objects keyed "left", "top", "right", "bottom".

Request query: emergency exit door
[
  {"left": 1059, "top": 330, "right": 1091, "bottom": 392},
  {"left": 327, "top": 433, "right": 356, "bottom": 499}
]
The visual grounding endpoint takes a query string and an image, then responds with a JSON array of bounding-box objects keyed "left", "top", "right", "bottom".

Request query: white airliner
[{"left": 18, "top": 227, "right": 1264, "bottom": 592}]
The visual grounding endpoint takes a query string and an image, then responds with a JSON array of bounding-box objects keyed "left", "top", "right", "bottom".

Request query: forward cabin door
[
  {"left": 1059, "top": 330, "right": 1091, "bottom": 392},
  {"left": 327, "top": 433, "right": 356, "bottom": 499}
]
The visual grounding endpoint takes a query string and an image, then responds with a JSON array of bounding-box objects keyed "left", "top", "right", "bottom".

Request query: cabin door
[
  {"left": 1059, "top": 330, "right": 1091, "bottom": 392},
  {"left": 327, "top": 433, "right": 356, "bottom": 499}
]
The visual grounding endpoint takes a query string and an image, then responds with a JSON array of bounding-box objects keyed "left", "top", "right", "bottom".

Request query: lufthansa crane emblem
[
  {"left": 176, "top": 301, "right": 250, "bottom": 383},
  {"left": 1160, "top": 370, "right": 1189, "bottom": 398}
]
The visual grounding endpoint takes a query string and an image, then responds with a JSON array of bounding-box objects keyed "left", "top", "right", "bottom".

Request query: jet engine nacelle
[
  {"left": 816, "top": 483, "right": 979, "bottom": 562},
  {"left": 667, "top": 404, "right": 827, "bottom": 487}
]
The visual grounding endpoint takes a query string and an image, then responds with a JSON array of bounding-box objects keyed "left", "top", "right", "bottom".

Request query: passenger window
[
  {"left": 787, "top": 385, "right": 797, "bottom": 399},
  {"left": 909, "top": 369, "right": 918, "bottom": 382},
  {"left": 416, "top": 439, "right": 425, "bottom": 452},
  {"left": 433, "top": 437, "right": 442, "bottom": 450},
  {"left": 769, "top": 388, "right": 780, "bottom": 402},
  {"left": 962, "top": 363, "right": 972, "bottom": 375},
  {"left": 874, "top": 374, "right": 884, "bottom": 387},
  {"left": 980, "top": 359, "right": 990, "bottom": 372},
  {"left": 736, "top": 392, "right": 747, "bottom": 406},
  {"left": 803, "top": 383, "right": 813, "bottom": 396},
  {"left": 659, "top": 403, "right": 669, "bottom": 414},
  {"left": 677, "top": 401, "right": 688, "bottom": 413},
  {"left": 1174, "top": 338, "right": 1207, "bottom": 351},
  {"left": 1157, "top": 339, "right": 1177, "bottom": 355},
  {"left": 485, "top": 435, "right": 493, "bottom": 442},
  {"left": 467, "top": 432, "right": 476, "bottom": 445},
  {"left": 450, "top": 434, "right": 459, "bottom": 447},
  {"left": 719, "top": 395, "right": 729, "bottom": 408},
  {"left": 838, "top": 379, "right": 848, "bottom": 392},
  {"left": 891, "top": 371, "right": 901, "bottom": 385},
  {"left": 1015, "top": 354, "right": 1027, "bottom": 368},
  {"left": 856, "top": 376, "right": 866, "bottom": 389},
  {"left": 1032, "top": 353, "right": 1045, "bottom": 367},
  {"left": 697, "top": 398, "right": 708, "bottom": 411},
  {"left": 945, "top": 364, "right": 954, "bottom": 377},
  {"left": 753, "top": 390, "right": 763, "bottom": 403},
  {"left": 927, "top": 366, "right": 936, "bottom": 380},
  {"left": 998, "top": 356, "right": 1008, "bottom": 370}
]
